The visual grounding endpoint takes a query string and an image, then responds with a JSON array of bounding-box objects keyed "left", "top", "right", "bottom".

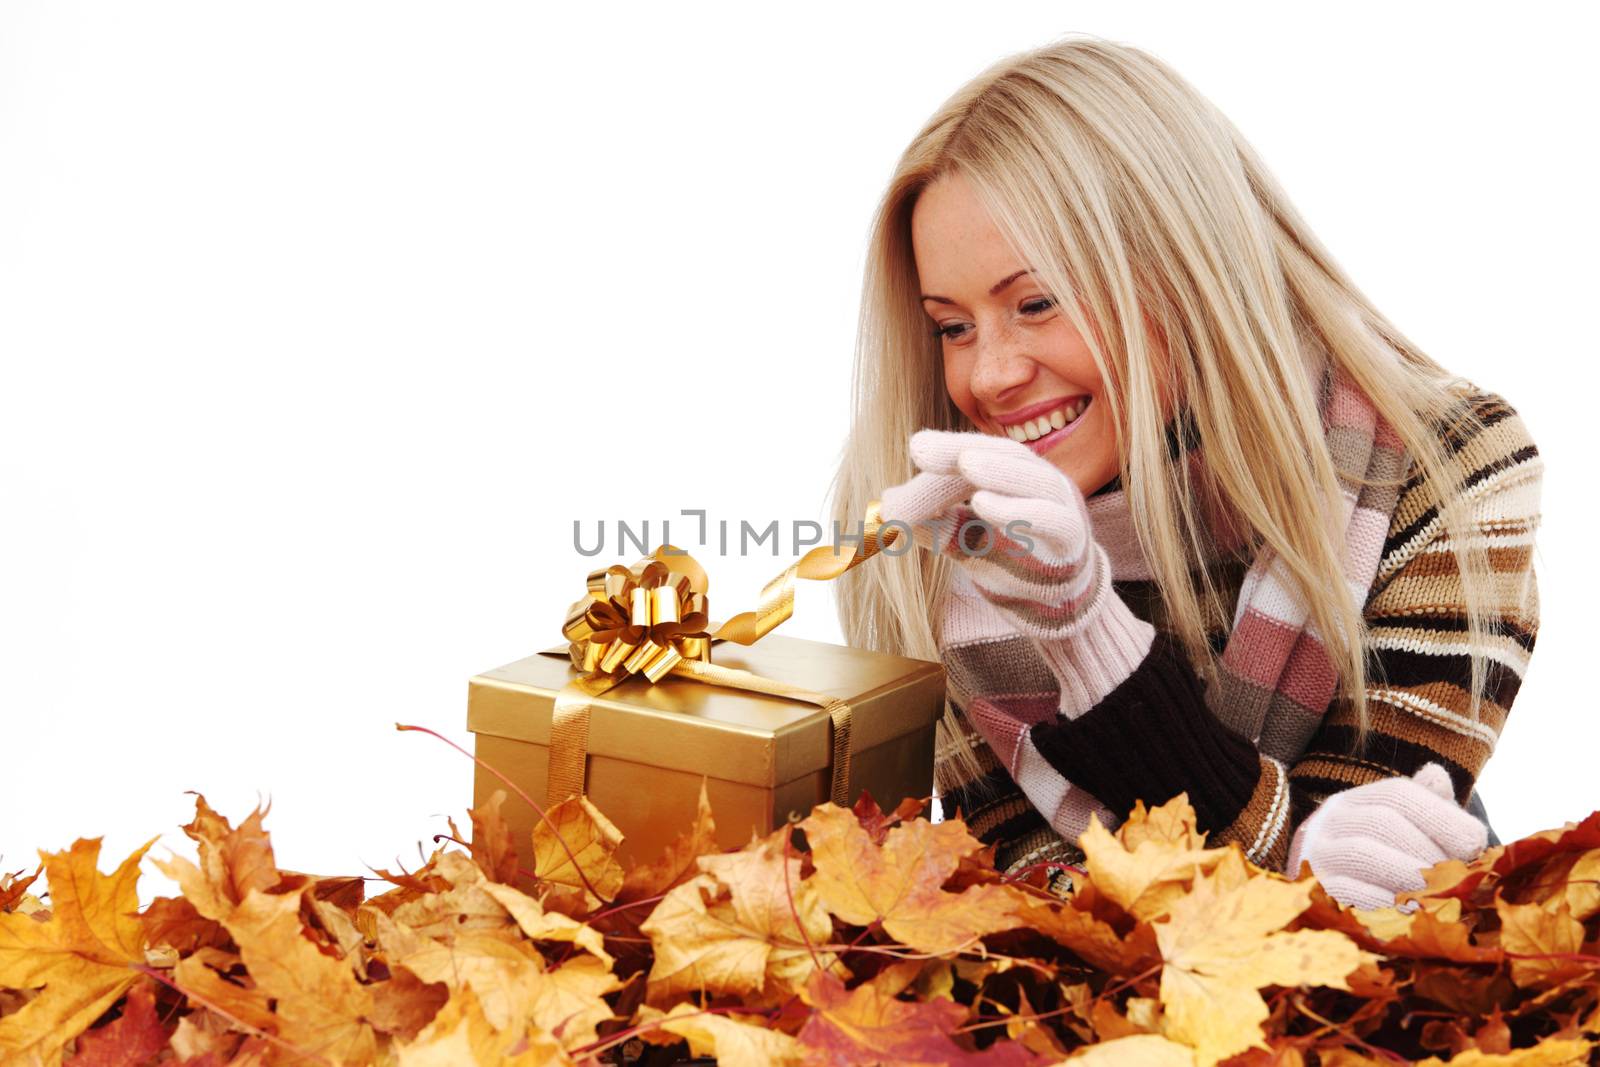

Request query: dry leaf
[
  {"left": 531, "top": 796, "right": 625, "bottom": 916},
  {"left": 223, "top": 884, "right": 379, "bottom": 1062},
  {"left": 1065, "top": 1032, "right": 1197, "bottom": 1064},
  {"left": 636, "top": 1001, "right": 805, "bottom": 1066},
  {"left": 796, "top": 969, "right": 1040, "bottom": 1065},
  {"left": 1077, "top": 798, "right": 1231, "bottom": 922},
  {"left": 467, "top": 789, "right": 521, "bottom": 886},
  {"left": 1495, "top": 896, "right": 1588, "bottom": 990},
  {"left": 639, "top": 828, "right": 840, "bottom": 1006},
  {"left": 1153, "top": 859, "right": 1374, "bottom": 1066},
  {"left": 0, "top": 836, "right": 159, "bottom": 1065},
  {"left": 60, "top": 975, "right": 167, "bottom": 1066},
  {"left": 2, "top": 767, "right": 1596, "bottom": 1066},
  {"left": 800, "top": 802, "right": 1027, "bottom": 954}
]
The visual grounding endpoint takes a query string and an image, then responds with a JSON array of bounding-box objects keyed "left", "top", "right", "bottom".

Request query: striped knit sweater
[{"left": 932, "top": 387, "right": 1543, "bottom": 887}]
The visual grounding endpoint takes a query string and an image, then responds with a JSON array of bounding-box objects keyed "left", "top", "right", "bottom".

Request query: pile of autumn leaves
[{"left": 2, "top": 781, "right": 1599, "bottom": 1067}]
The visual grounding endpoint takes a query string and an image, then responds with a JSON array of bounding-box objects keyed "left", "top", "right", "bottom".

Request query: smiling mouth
[{"left": 999, "top": 396, "right": 1090, "bottom": 443}]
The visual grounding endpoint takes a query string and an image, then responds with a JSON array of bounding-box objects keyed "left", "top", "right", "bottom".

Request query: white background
[{"left": 3, "top": 3, "right": 1595, "bottom": 908}]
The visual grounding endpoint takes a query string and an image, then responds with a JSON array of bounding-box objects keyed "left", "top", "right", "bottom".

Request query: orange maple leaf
[
  {"left": 531, "top": 796, "right": 625, "bottom": 916},
  {"left": 465, "top": 788, "right": 521, "bottom": 885},
  {"left": 221, "top": 885, "right": 380, "bottom": 1063},
  {"left": 1496, "top": 896, "right": 1589, "bottom": 991},
  {"left": 60, "top": 975, "right": 168, "bottom": 1066},
  {"left": 798, "top": 802, "right": 1027, "bottom": 954},
  {"left": 639, "top": 827, "right": 841, "bottom": 1006},
  {"left": 1076, "top": 795, "right": 1232, "bottom": 923},
  {"left": 796, "top": 969, "right": 1043, "bottom": 1065},
  {"left": 0, "top": 835, "right": 158, "bottom": 1065},
  {"left": 1153, "top": 852, "right": 1374, "bottom": 1066}
]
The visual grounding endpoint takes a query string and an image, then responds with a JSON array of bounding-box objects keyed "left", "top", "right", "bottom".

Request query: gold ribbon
[{"left": 547, "top": 501, "right": 903, "bottom": 807}]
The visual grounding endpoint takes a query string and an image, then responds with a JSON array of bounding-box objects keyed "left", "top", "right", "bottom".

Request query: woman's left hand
[{"left": 1286, "top": 763, "right": 1489, "bottom": 911}]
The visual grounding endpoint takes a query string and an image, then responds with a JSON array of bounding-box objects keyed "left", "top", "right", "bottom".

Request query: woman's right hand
[
  {"left": 880, "top": 428, "right": 1150, "bottom": 640},
  {"left": 879, "top": 430, "right": 1100, "bottom": 626},
  {"left": 879, "top": 429, "right": 1156, "bottom": 718},
  {"left": 879, "top": 430, "right": 1129, "bottom": 844}
]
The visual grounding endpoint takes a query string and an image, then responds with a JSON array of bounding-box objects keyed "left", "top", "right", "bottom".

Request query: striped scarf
[
  {"left": 945, "top": 355, "right": 1410, "bottom": 831},
  {"left": 1090, "top": 358, "right": 1407, "bottom": 762}
]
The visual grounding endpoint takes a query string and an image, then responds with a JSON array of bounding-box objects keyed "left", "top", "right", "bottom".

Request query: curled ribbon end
[{"left": 551, "top": 505, "right": 893, "bottom": 803}]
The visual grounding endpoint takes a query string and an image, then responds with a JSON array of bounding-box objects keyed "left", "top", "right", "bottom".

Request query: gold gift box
[{"left": 466, "top": 631, "right": 946, "bottom": 869}]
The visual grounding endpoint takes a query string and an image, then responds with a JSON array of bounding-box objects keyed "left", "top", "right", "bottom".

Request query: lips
[
  {"left": 1014, "top": 396, "right": 1091, "bottom": 456},
  {"left": 999, "top": 396, "right": 1090, "bottom": 443}
]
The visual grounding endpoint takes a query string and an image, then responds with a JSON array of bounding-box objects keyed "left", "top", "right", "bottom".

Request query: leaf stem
[
  {"left": 572, "top": 1004, "right": 778, "bottom": 1060},
  {"left": 1292, "top": 992, "right": 1410, "bottom": 1065},
  {"left": 393, "top": 721, "right": 613, "bottom": 908},
  {"left": 783, "top": 822, "right": 827, "bottom": 975},
  {"left": 133, "top": 963, "right": 334, "bottom": 1066}
]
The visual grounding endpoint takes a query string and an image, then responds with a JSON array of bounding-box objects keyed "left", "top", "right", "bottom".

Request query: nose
[{"left": 967, "top": 326, "right": 1037, "bottom": 413}]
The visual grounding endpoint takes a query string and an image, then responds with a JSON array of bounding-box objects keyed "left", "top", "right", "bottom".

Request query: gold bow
[
  {"left": 560, "top": 551, "right": 715, "bottom": 682},
  {"left": 547, "top": 501, "right": 903, "bottom": 807}
]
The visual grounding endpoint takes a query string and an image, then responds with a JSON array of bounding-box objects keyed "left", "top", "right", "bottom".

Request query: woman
[{"left": 828, "top": 36, "right": 1543, "bottom": 910}]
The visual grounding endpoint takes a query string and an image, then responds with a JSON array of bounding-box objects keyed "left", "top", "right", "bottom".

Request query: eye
[{"left": 931, "top": 297, "right": 1056, "bottom": 343}]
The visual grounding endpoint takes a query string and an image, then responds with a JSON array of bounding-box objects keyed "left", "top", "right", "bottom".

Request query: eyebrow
[{"left": 920, "top": 268, "right": 1034, "bottom": 305}]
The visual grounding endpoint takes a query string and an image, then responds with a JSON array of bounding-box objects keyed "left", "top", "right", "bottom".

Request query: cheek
[{"left": 942, "top": 356, "right": 977, "bottom": 416}]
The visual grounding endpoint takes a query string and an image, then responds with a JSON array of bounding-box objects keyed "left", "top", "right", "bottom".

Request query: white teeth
[{"left": 1000, "top": 397, "right": 1090, "bottom": 442}]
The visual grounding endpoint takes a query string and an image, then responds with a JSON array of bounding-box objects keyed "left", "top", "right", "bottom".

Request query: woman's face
[{"left": 911, "top": 171, "right": 1125, "bottom": 498}]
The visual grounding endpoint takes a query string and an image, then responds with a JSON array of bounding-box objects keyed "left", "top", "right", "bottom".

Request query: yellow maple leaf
[
  {"left": 636, "top": 1001, "right": 805, "bottom": 1067},
  {"left": 1119, "top": 794, "right": 1212, "bottom": 851},
  {"left": 416, "top": 844, "right": 614, "bottom": 968},
  {"left": 639, "top": 827, "right": 842, "bottom": 1007},
  {"left": 222, "top": 885, "right": 380, "bottom": 1064},
  {"left": 798, "top": 803, "right": 1026, "bottom": 954},
  {"left": 527, "top": 952, "right": 624, "bottom": 1048},
  {"left": 1153, "top": 860, "right": 1375, "bottom": 1066},
  {"left": 148, "top": 795, "right": 283, "bottom": 928},
  {"left": 0, "top": 835, "right": 158, "bottom": 1066},
  {"left": 1517, "top": 847, "right": 1600, "bottom": 923},
  {"left": 391, "top": 928, "right": 620, "bottom": 1049},
  {"left": 384, "top": 851, "right": 525, "bottom": 941},
  {"left": 1078, "top": 801, "right": 1232, "bottom": 923},
  {"left": 640, "top": 875, "right": 773, "bottom": 1002},
  {"left": 395, "top": 982, "right": 575, "bottom": 1066},
  {"left": 1013, "top": 896, "right": 1159, "bottom": 976},
  {"left": 691, "top": 828, "right": 846, "bottom": 997},
  {"left": 478, "top": 878, "right": 615, "bottom": 970},
  {"left": 531, "top": 795, "right": 625, "bottom": 916},
  {"left": 172, "top": 945, "right": 278, "bottom": 1035},
  {"left": 180, "top": 794, "right": 280, "bottom": 903},
  {"left": 1412, "top": 1037, "right": 1595, "bottom": 1065},
  {"left": 1496, "top": 896, "right": 1588, "bottom": 990},
  {"left": 466, "top": 789, "right": 521, "bottom": 886},
  {"left": 1065, "top": 1032, "right": 1198, "bottom": 1065}
]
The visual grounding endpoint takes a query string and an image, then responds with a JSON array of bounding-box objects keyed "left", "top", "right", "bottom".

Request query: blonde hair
[{"left": 827, "top": 34, "right": 1509, "bottom": 795}]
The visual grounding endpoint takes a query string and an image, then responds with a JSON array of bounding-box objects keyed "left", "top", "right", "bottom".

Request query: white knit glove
[
  {"left": 878, "top": 430, "right": 1156, "bottom": 717},
  {"left": 881, "top": 430, "right": 1104, "bottom": 620},
  {"left": 1286, "top": 762, "right": 1489, "bottom": 911}
]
